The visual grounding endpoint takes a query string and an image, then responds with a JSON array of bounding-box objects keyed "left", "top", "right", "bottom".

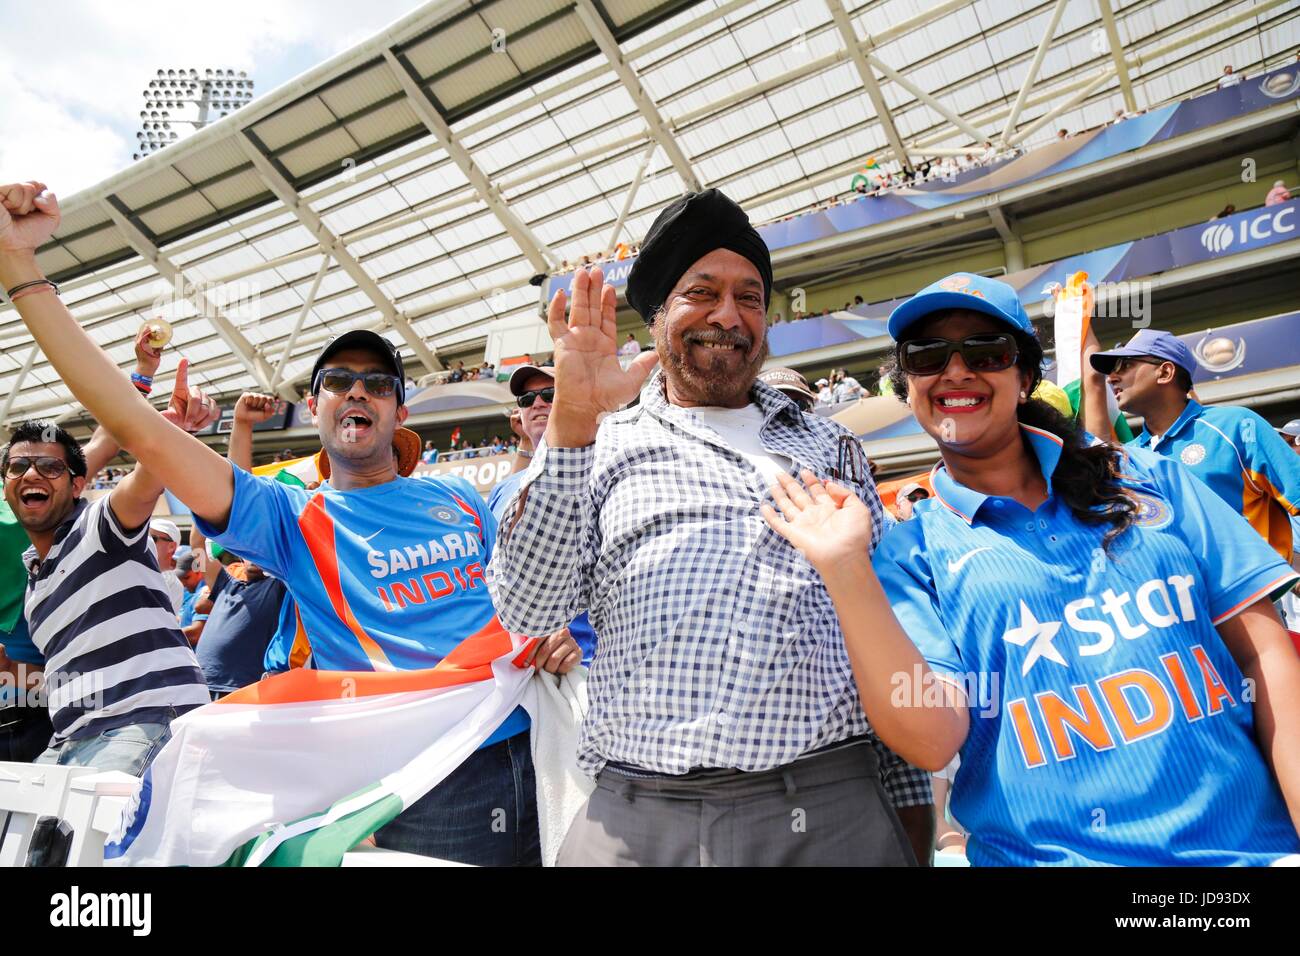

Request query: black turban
[{"left": 625, "top": 189, "right": 772, "bottom": 325}]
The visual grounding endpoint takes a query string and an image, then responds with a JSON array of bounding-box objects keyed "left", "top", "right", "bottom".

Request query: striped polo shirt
[{"left": 24, "top": 496, "right": 209, "bottom": 743}]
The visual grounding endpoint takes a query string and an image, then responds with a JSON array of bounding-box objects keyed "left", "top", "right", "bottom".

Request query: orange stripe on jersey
[
  {"left": 450, "top": 493, "right": 484, "bottom": 540},
  {"left": 288, "top": 602, "right": 312, "bottom": 670},
  {"left": 1242, "top": 469, "right": 1295, "bottom": 561},
  {"left": 298, "top": 493, "right": 394, "bottom": 671}
]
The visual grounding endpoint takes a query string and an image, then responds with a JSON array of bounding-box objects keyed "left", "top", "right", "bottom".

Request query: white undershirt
[{"left": 690, "top": 403, "right": 792, "bottom": 487}]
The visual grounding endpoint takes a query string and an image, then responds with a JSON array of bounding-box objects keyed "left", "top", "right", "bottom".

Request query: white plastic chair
[{"left": 0, "top": 761, "right": 139, "bottom": 867}]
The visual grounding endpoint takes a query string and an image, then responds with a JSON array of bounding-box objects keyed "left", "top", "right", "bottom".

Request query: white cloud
[{"left": 0, "top": 0, "right": 422, "bottom": 196}]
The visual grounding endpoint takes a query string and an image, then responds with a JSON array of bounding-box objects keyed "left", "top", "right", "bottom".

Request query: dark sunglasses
[
  {"left": 897, "top": 333, "right": 1019, "bottom": 376},
  {"left": 1108, "top": 356, "right": 1166, "bottom": 374},
  {"left": 4, "top": 456, "right": 70, "bottom": 480},
  {"left": 517, "top": 387, "right": 555, "bottom": 409},
  {"left": 150, "top": 534, "right": 174, "bottom": 545},
  {"left": 313, "top": 368, "right": 401, "bottom": 399}
]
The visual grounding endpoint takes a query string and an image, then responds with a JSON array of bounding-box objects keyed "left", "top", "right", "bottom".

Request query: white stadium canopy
[{"left": 2, "top": 0, "right": 1296, "bottom": 427}]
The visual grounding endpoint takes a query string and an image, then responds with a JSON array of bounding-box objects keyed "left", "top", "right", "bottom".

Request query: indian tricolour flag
[
  {"left": 252, "top": 454, "right": 319, "bottom": 488},
  {"left": 105, "top": 625, "right": 537, "bottom": 866},
  {"left": 1050, "top": 271, "right": 1133, "bottom": 442}
]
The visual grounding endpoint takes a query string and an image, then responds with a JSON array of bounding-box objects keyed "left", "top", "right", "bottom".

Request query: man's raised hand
[
  {"left": 133, "top": 323, "right": 165, "bottom": 379},
  {"left": 234, "top": 392, "right": 282, "bottom": 426},
  {"left": 0, "top": 182, "right": 60, "bottom": 255},
  {"left": 544, "top": 266, "right": 658, "bottom": 447},
  {"left": 162, "top": 358, "right": 222, "bottom": 433}
]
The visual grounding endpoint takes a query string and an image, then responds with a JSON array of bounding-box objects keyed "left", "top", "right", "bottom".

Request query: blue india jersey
[{"left": 874, "top": 425, "right": 1300, "bottom": 866}]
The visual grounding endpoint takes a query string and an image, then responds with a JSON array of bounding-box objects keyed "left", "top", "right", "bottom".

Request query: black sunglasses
[
  {"left": 897, "top": 333, "right": 1019, "bottom": 376},
  {"left": 4, "top": 456, "right": 70, "bottom": 480},
  {"left": 517, "top": 387, "right": 555, "bottom": 409},
  {"left": 1107, "top": 356, "right": 1166, "bottom": 374},
  {"left": 313, "top": 368, "right": 401, "bottom": 399}
]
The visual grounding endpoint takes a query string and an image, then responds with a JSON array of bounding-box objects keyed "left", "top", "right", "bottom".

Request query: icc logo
[
  {"left": 1199, "top": 207, "right": 1295, "bottom": 255},
  {"left": 1200, "top": 223, "right": 1233, "bottom": 253}
]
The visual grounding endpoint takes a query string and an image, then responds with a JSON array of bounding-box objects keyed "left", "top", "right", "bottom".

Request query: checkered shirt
[{"left": 487, "top": 370, "right": 932, "bottom": 807}]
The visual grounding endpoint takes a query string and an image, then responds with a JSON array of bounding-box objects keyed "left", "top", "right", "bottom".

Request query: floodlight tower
[{"left": 133, "top": 68, "right": 255, "bottom": 160}]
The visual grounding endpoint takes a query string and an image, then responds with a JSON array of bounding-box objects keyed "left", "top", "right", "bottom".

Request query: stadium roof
[{"left": 3, "top": 0, "right": 1297, "bottom": 426}]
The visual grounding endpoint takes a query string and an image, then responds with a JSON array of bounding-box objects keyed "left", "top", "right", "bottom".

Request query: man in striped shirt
[{"left": 2, "top": 401, "right": 214, "bottom": 774}]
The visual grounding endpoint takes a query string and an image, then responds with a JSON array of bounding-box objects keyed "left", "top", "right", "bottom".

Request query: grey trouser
[{"left": 557, "top": 740, "right": 916, "bottom": 866}]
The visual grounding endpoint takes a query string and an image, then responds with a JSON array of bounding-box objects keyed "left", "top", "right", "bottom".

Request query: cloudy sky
[{"left": 0, "top": 0, "right": 425, "bottom": 197}]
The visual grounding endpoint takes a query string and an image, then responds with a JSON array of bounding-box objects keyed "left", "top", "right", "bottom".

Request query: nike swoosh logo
[
  {"left": 360, "top": 528, "right": 386, "bottom": 543},
  {"left": 947, "top": 548, "right": 992, "bottom": 574}
]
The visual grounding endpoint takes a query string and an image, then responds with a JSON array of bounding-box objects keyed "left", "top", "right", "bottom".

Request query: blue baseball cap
[
  {"left": 1089, "top": 329, "right": 1194, "bottom": 377},
  {"left": 887, "top": 272, "right": 1035, "bottom": 340}
]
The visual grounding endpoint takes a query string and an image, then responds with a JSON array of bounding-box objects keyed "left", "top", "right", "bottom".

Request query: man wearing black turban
[{"left": 489, "top": 189, "right": 933, "bottom": 867}]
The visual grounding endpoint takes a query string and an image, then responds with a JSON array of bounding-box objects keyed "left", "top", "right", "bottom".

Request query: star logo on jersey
[
  {"left": 1180, "top": 443, "right": 1207, "bottom": 466},
  {"left": 1001, "top": 600, "right": 1066, "bottom": 676},
  {"left": 430, "top": 505, "right": 460, "bottom": 524}
]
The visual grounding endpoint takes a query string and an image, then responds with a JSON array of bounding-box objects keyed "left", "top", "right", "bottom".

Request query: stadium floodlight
[{"left": 133, "top": 66, "right": 255, "bottom": 158}]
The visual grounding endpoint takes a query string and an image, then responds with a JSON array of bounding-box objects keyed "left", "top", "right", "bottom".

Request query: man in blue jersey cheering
[
  {"left": 1090, "top": 329, "right": 1300, "bottom": 563},
  {"left": 0, "top": 181, "right": 577, "bottom": 865}
]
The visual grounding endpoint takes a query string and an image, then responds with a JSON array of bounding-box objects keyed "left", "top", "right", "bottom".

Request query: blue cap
[
  {"left": 887, "top": 272, "right": 1035, "bottom": 340},
  {"left": 1089, "top": 329, "right": 1194, "bottom": 377}
]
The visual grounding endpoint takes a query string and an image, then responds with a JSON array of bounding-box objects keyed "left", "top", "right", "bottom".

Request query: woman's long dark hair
[{"left": 885, "top": 328, "right": 1137, "bottom": 552}]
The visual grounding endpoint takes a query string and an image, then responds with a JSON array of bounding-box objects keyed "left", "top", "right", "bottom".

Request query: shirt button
[
  {"left": 716, "top": 713, "right": 731, "bottom": 726},
  {"left": 1025, "top": 521, "right": 1035, "bottom": 532},
  {"left": 1039, "top": 520, "right": 1048, "bottom": 530},
  {"left": 992, "top": 500, "right": 1005, "bottom": 508}
]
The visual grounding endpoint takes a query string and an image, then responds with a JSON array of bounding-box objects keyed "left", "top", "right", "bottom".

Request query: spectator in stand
[
  {"left": 421, "top": 440, "right": 438, "bottom": 464},
  {"left": 1266, "top": 180, "right": 1292, "bottom": 206},
  {"left": 1, "top": 177, "right": 574, "bottom": 864},
  {"left": 189, "top": 524, "right": 288, "bottom": 701},
  {"left": 854, "top": 295, "right": 864, "bottom": 306},
  {"left": 150, "top": 518, "right": 184, "bottom": 616},
  {"left": 1, "top": 418, "right": 127, "bottom": 763},
  {"left": 0, "top": 378, "right": 217, "bottom": 775},
  {"left": 618, "top": 332, "right": 641, "bottom": 366},
  {"left": 815, "top": 377, "right": 834, "bottom": 405},
  {"left": 1056, "top": 129, "right": 1068, "bottom": 140},
  {"left": 761, "top": 270, "right": 1300, "bottom": 865},
  {"left": 489, "top": 189, "right": 932, "bottom": 866},
  {"left": 832, "top": 368, "right": 864, "bottom": 403},
  {"left": 488, "top": 364, "right": 595, "bottom": 670},
  {"left": 757, "top": 367, "right": 817, "bottom": 413},
  {"left": 980, "top": 140, "right": 996, "bottom": 162},
  {"left": 894, "top": 481, "right": 929, "bottom": 521},
  {"left": 174, "top": 551, "right": 205, "bottom": 628},
  {"left": 1218, "top": 64, "right": 1243, "bottom": 89},
  {"left": 449, "top": 360, "right": 466, "bottom": 383},
  {"left": 478, "top": 363, "right": 494, "bottom": 381},
  {"left": 1089, "top": 329, "right": 1300, "bottom": 564},
  {"left": 1278, "top": 419, "right": 1300, "bottom": 629},
  {"left": 1211, "top": 203, "right": 1236, "bottom": 220}
]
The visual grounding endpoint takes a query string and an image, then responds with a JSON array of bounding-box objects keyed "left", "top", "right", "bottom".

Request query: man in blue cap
[{"left": 1091, "top": 329, "right": 1300, "bottom": 563}]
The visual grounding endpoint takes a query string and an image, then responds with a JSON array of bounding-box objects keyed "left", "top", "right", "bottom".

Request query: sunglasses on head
[
  {"left": 517, "top": 387, "right": 555, "bottom": 409},
  {"left": 313, "top": 368, "right": 401, "bottom": 399},
  {"left": 897, "top": 333, "right": 1019, "bottom": 376},
  {"left": 4, "top": 456, "right": 71, "bottom": 480}
]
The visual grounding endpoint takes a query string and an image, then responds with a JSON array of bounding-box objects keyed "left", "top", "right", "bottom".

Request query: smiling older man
[{"left": 488, "top": 189, "right": 932, "bottom": 866}]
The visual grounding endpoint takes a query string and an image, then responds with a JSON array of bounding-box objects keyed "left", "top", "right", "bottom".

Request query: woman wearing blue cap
[{"left": 762, "top": 272, "right": 1300, "bottom": 865}]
